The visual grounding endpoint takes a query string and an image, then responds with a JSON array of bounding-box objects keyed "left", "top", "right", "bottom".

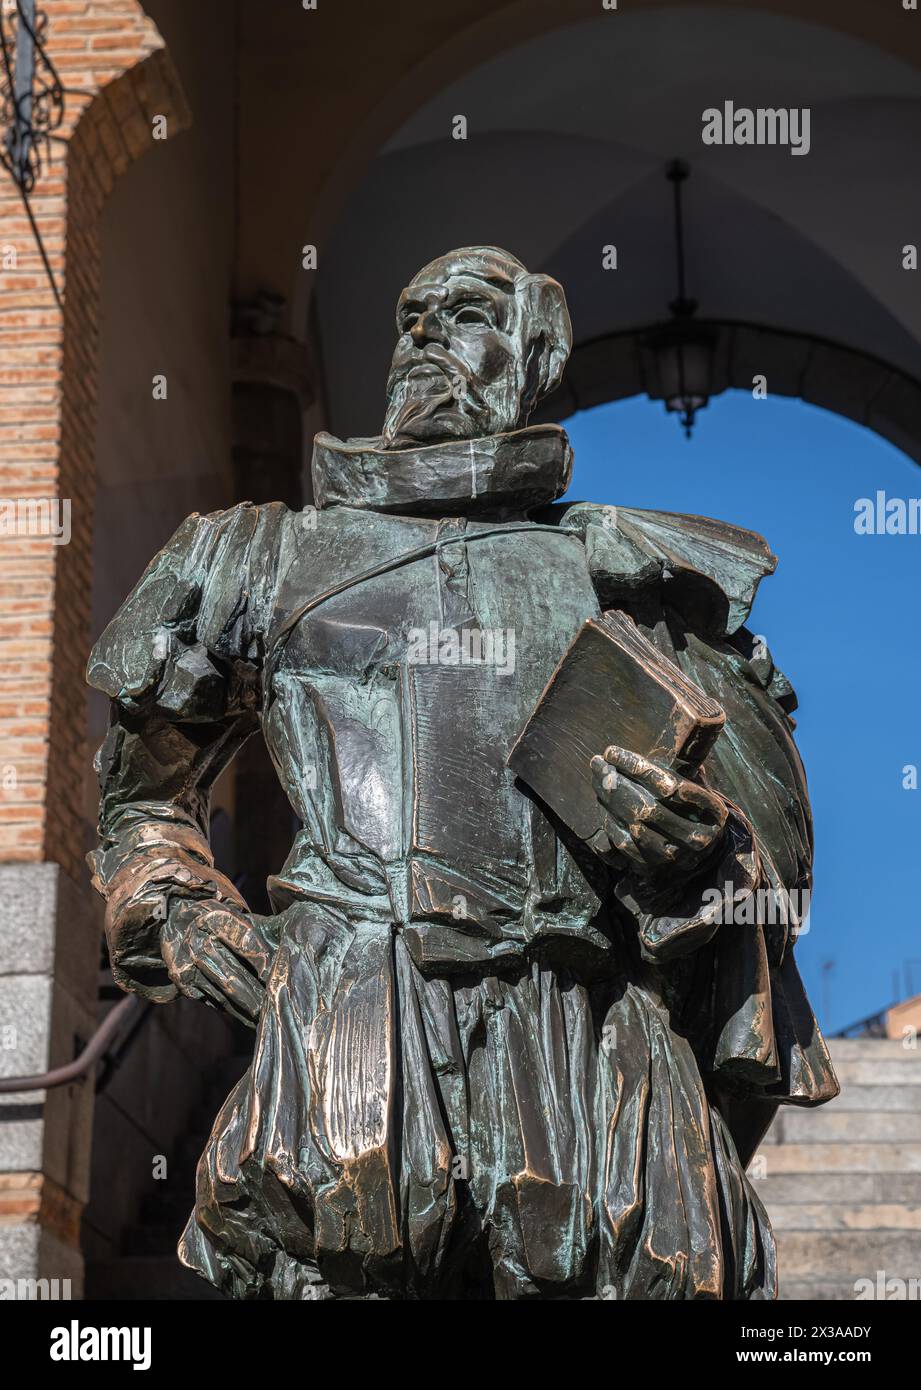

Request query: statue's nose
[{"left": 410, "top": 308, "right": 449, "bottom": 348}]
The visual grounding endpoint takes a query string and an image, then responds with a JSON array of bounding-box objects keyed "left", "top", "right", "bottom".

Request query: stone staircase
[{"left": 753, "top": 1037, "right": 921, "bottom": 1300}]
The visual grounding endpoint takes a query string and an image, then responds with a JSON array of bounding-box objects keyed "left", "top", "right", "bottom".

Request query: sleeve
[
  {"left": 87, "top": 502, "right": 286, "bottom": 1003},
  {"left": 566, "top": 500, "right": 838, "bottom": 1128},
  {"left": 610, "top": 622, "right": 838, "bottom": 1112}
]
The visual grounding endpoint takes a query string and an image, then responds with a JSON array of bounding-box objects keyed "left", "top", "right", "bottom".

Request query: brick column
[{"left": 0, "top": 2, "right": 188, "bottom": 1296}]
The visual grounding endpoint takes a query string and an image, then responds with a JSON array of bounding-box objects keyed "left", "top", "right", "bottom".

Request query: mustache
[
  {"left": 386, "top": 345, "right": 475, "bottom": 396},
  {"left": 382, "top": 348, "right": 487, "bottom": 448}
]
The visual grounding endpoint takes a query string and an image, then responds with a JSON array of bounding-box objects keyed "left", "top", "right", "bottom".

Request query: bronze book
[{"left": 507, "top": 609, "right": 726, "bottom": 842}]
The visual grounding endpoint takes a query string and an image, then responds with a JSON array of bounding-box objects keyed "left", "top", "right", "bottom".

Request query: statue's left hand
[{"left": 590, "top": 744, "right": 727, "bottom": 877}]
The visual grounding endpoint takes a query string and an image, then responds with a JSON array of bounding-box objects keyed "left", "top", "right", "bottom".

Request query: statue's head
[{"left": 382, "top": 246, "right": 572, "bottom": 450}]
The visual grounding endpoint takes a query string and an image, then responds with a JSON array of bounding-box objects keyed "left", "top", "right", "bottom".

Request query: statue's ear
[{"left": 520, "top": 273, "right": 572, "bottom": 404}]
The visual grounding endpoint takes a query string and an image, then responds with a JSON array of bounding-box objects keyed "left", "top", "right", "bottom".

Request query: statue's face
[{"left": 382, "top": 255, "right": 533, "bottom": 449}]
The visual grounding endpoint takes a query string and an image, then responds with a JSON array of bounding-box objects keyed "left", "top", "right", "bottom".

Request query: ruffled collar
[{"left": 311, "top": 424, "right": 572, "bottom": 516}]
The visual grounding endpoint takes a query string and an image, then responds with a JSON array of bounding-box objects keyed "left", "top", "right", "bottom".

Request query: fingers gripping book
[{"left": 507, "top": 609, "right": 726, "bottom": 843}]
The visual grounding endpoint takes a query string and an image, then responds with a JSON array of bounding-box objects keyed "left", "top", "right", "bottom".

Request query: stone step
[
  {"left": 756, "top": 1143, "right": 921, "bottom": 1174},
  {"left": 778, "top": 1279, "right": 877, "bottom": 1301},
  {"left": 819, "top": 1084, "right": 921, "bottom": 1111},
  {"left": 835, "top": 1061, "right": 921, "bottom": 1088},
  {"left": 763, "top": 1110, "right": 921, "bottom": 1143},
  {"left": 753, "top": 1172, "right": 921, "bottom": 1205},
  {"left": 828, "top": 1040, "right": 920, "bottom": 1061},
  {"left": 776, "top": 1230, "right": 921, "bottom": 1278},
  {"left": 86, "top": 1256, "right": 225, "bottom": 1300},
  {"left": 769, "top": 1203, "right": 921, "bottom": 1231},
  {"left": 832, "top": 1060, "right": 921, "bottom": 1086}
]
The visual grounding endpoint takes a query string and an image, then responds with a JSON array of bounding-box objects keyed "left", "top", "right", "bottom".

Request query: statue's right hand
[{"left": 160, "top": 900, "right": 280, "bottom": 1027}]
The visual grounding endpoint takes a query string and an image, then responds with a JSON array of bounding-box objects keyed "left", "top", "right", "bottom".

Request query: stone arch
[
  {"left": 303, "top": 1, "right": 921, "bottom": 465},
  {"left": 47, "top": 42, "right": 191, "bottom": 880},
  {"left": 0, "top": 0, "right": 189, "bottom": 1293},
  {"left": 291, "top": 0, "right": 921, "bottom": 326},
  {"left": 538, "top": 323, "right": 921, "bottom": 467}
]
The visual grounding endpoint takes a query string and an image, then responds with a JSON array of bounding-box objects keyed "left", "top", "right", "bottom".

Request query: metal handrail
[{"left": 0, "top": 993, "right": 144, "bottom": 1093}]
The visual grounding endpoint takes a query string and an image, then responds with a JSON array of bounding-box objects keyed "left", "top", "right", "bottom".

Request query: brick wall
[
  {"left": 0, "top": 0, "right": 188, "bottom": 1292},
  {"left": 0, "top": 2, "right": 188, "bottom": 881}
]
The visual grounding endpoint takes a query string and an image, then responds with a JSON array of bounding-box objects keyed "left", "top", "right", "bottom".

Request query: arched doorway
[
  {"left": 20, "top": 0, "right": 915, "bottom": 1301},
  {"left": 563, "top": 386, "right": 921, "bottom": 1039},
  {"left": 308, "top": 4, "right": 921, "bottom": 459}
]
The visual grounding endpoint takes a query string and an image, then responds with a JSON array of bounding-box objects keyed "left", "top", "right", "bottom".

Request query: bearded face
[{"left": 381, "top": 261, "right": 534, "bottom": 450}]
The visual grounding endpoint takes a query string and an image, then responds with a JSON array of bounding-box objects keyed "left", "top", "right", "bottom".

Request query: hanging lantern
[
  {"left": 644, "top": 312, "right": 718, "bottom": 439},
  {"left": 643, "top": 160, "right": 715, "bottom": 439}
]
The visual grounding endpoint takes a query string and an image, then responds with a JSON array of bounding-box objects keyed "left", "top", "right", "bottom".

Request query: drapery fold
[{"left": 178, "top": 907, "right": 776, "bottom": 1300}]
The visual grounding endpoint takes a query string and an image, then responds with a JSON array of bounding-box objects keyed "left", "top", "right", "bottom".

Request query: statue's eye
[
  {"left": 401, "top": 314, "right": 419, "bottom": 332},
  {"left": 454, "top": 307, "right": 489, "bottom": 325}
]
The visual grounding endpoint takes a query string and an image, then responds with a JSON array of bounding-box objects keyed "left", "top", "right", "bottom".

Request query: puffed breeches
[{"left": 179, "top": 904, "right": 775, "bottom": 1300}]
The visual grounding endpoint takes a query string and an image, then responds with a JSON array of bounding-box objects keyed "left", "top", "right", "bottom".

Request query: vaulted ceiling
[{"left": 309, "top": 6, "right": 921, "bottom": 445}]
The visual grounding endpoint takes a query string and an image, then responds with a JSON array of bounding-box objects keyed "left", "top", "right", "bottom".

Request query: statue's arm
[
  {"left": 89, "top": 692, "right": 279, "bottom": 1024},
  {"left": 602, "top": 624, "right": 837, "bottom": 1114},
  {"left": 561, "top": 497, "right": 836, "bottom": 1112},
  {"left": 87, "top": 504, "right": 287, "bottom": 1025}
]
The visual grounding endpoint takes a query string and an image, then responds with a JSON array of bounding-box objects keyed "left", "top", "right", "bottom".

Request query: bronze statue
[{"left": 88, "top": 246, "right": 838, "bottom": 1300}]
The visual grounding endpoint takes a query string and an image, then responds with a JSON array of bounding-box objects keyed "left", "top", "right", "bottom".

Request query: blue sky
[{"left": 565, "top": 390, "right": 921, "bottom": 1035}]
